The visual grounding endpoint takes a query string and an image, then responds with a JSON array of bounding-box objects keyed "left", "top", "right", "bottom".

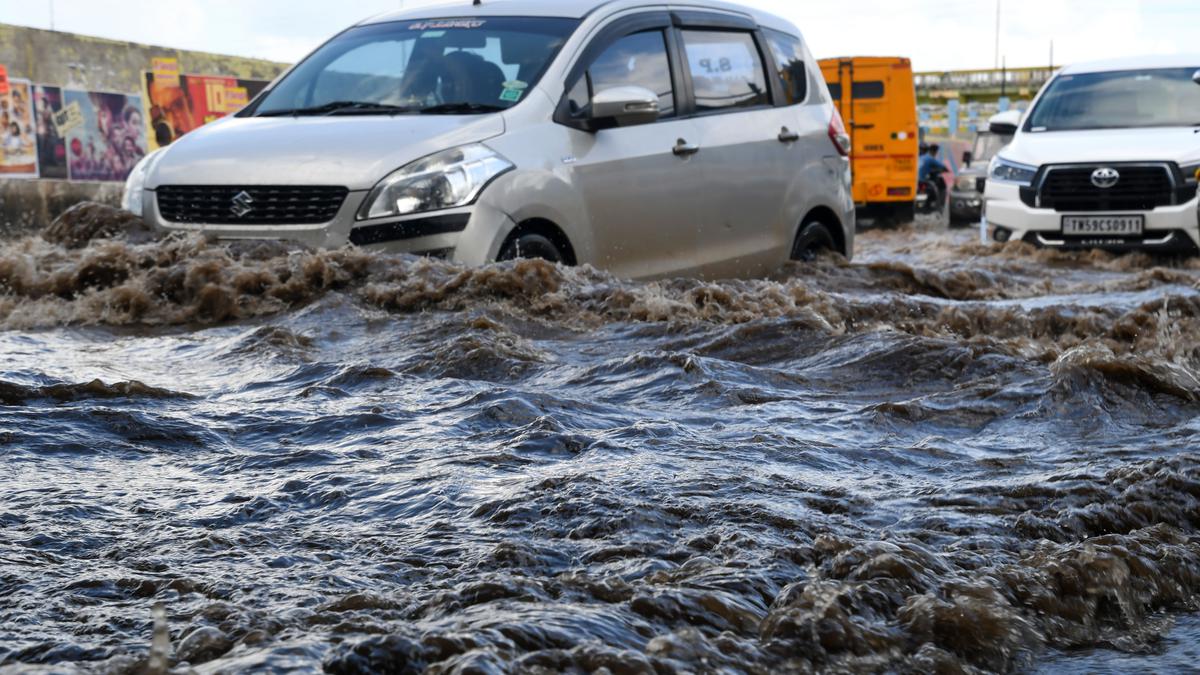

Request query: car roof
[
  {"left": 1061, "top": 54, "right": 1200, "bottom": 75},
  {"left": 359, "top": 0, "right": 797, "bottom": 34}
]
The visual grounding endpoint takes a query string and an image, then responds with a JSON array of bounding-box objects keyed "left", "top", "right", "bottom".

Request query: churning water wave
[{"left": 2, "top": 205, "right": 1200, "bottom": 673}]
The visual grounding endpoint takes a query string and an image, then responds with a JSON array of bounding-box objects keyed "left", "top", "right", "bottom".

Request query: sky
[{"left": 0, "top": 0, "right": 1195, "bottom": 72}]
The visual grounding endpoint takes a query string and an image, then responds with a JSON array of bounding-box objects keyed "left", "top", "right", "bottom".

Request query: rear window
[
  {"left": 764, "top": 30, "right": 808, "bottom": 105},
  {"left": 680, "top": 30, "right": 770, "bottom": 112},
  {"left": 852, "top": 81, "right": 885, "bottom": 99}
]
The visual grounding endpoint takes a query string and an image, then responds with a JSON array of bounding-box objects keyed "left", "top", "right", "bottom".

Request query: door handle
[
  {"left": 778, "top": 127, "right": 801, "bottom": 143},
  {"left": 673, "top": 139, "right": 700, "bottom": 157}
]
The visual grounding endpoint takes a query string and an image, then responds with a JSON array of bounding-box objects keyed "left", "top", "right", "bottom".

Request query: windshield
[
  {"left": 972, "top": 131, "right": 1009, "bottom": 164},
  {"left": 253, "top": 17, "right": 579, "bottom": 116},
  {"left": 1025, "top": 67, "right": 1200, "bottom": 132}
]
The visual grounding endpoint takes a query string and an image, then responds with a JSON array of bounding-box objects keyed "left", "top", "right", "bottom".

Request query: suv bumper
[{"left": 984, "top": 181, "right": 1200, "bottom": 253}]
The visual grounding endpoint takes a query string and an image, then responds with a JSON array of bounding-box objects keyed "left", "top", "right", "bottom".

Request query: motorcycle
[{"left": 915, "top": 167, "right": 949, "bottom": 216}]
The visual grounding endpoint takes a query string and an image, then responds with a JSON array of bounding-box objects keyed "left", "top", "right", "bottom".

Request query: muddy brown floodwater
[{"left": 2, "top": 206, "right": 1199, "bottom": 674}]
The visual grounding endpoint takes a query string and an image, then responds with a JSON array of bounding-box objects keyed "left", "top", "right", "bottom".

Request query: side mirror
[
  {"left": 962, "top": 150, "right": 973, "bottom": 167},
  {"left": 1193, "top": 69, "right": 1200, "bottom": 85},
  {"left": 989, "top": 120, "right": 1018, "bottom": 135},
  {"left": 988, "top": 110, "right": 1022, "bottom": 136},
  {"left": 590, "top": 86, "right": 660, "bottom": 128}
]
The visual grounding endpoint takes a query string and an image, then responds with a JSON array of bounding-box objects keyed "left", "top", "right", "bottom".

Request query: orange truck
[{"left": 819, "top": 57, "right": 920, "bottom": 226}]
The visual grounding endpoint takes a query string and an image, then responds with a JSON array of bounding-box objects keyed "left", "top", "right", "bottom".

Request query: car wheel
[
  {"left": 791, "top": 222, "right": 836, "bottom": 261},
  {"left": 498, "top": 232, "right": 564, "bottom": 263}
]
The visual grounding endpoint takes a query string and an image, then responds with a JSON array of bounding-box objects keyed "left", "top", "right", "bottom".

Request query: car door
[
  {"left": 674, "top": 20, "right": 798, "bottom": 278},
  {"left": 559, "top": 16, "right": 706, "bottom": 279}
]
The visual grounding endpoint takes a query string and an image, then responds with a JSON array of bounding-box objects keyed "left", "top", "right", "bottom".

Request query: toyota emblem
[
  {"left": 1091, "top": 167, "right": 1120, "bottom": 189},
  {"left": 231, "top": 191, "right": 255, "bottom": 217}
]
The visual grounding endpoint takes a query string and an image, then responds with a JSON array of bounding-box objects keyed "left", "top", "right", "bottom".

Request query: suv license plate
[{"left": 1062, "top": 215, "right": 1144, "bottom": 236}]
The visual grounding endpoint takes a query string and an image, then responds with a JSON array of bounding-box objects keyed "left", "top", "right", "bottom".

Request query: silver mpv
[{"left": 123, "top": 0, "right": 855, "bottom": 279}]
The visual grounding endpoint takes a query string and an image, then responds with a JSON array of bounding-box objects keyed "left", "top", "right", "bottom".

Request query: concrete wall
[{"left": 0, "top": 23, "right": 287, "bottom": 235}]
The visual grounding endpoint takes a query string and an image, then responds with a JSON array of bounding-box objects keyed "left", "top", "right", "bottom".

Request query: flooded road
[{"left": 2, "top": 210, "right": 1200, "bottom": 673}]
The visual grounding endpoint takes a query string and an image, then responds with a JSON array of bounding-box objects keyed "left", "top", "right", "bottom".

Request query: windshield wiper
[
  {"left": 418, "top": 102, "right": 508, "bottom": 115},
  {"left": 258, "top": 101, "right": 408, "bottom": 117}
]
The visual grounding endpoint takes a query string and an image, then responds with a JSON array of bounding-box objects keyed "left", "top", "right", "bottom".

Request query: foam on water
[{"left": 2, "top": 205, "right": 1199, "bottom": 673}]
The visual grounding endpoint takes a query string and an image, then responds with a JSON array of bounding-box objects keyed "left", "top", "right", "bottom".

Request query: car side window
[
  {"left": 764, "top": 30, "right": 808, "bottom": 105},
  {"left": 680, "top": 30, "right": 770, "bottom": 113},
  {"left": 567, "top": 30, "right": 676, "bottom": 118}
]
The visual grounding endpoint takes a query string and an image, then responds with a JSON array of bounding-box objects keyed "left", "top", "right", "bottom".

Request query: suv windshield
[
  {"left": 1026, "top": 67, "right": 1200, "bottom": 132},
  {"left": 972, "top": 131, "right": 1009, "bottom": 164},
  {"left": 254, "top": 17, "right": 579, "bottom": 116}
]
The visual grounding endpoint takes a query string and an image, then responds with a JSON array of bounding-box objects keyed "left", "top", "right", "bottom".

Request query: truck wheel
[
  {"left": 498, "top": 233, "right": 564, "bottom": 263},
  {"left": 791, "top": 222, "right": 836, "bottom": 261}
]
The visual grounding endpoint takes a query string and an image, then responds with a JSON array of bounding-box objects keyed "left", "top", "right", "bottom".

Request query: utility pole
[
  {"left": 49, "top": 0, "right": 55, "bottom": 30},
  {"left": 1049, "top": 41, "right": 1054, "bottom": 69},
  {"left": 994, "top": 0, "right": 1001, "bottom": 70}
]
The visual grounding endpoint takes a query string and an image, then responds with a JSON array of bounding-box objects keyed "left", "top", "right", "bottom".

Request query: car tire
[
  {"left": 791, "top": 222, "right": 836, "bottom": 261},
  {"left": 498, "top": 232, "right": 564, "bottom": 263}
]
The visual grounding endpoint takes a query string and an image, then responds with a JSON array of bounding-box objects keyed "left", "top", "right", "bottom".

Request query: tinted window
[
  {"left": 764, "top": 30, "right": 808, "bottom": 105},
  {"left": 1026, "top": 68, "right": 1200, "bottom": 132},
  {"left": 852, "top": 81, "right": 885, "bottom": 99},
  {"left": 681, "top": 30, "right": 770, "bottom": 112},
  {"left": 257, "top": 18, "right": 578, "bottom": 115},
  {"left": 567, "top": 31, "right": 675, "bottom": 118}
]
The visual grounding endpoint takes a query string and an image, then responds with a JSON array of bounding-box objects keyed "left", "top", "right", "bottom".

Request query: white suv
[{"left": 984, "top": 55, "right": 1200, "bottom": 254}]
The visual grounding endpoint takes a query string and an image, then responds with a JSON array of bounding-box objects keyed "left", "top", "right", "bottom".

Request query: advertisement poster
[
  {"left": 63, "top": 90, "right": 147, "bottom": 182},
  {"left": 1, "top": 78, "right": 39, "bottom": 178},
  {"left": 143, "top": 72, "right": 268, "bottom": 149},
  {"left": 32, "top": 85, "right": 68, "bottom": 179}
]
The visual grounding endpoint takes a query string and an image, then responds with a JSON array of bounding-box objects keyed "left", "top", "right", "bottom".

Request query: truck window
[
  {"left": 764, "top": 30, "right": 808, "bottom": 105},
  {"left": 680, "top": 30, "right": 770, "bottom": 112},
  {"left": 851, "top": 81, "right": 885, "bottom": 99},
  {"left": 827, "top": 83, "right": 842, "bottom": 100}
]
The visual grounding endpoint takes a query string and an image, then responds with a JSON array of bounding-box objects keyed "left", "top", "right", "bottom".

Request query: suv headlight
[
  {"left": 989, "top": 157, "right": 1037, "bottom": 186},
  {"left": 358, "top": 144, "right": 514, "bottom": 220},
  {"left": 1183, "top": 162, "right": 1200, "bottom": 195},
  {"left": 955, "top": 175, "right": 978, "bottom": 191},
  {"left": 121, "top": 149, "right": 165, "bottom": 217}
]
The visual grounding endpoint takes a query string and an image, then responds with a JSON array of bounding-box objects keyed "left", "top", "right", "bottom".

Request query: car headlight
[
  {"left": 121, "top": 148, "right": 165, "bottom": 217},
  {"left": 1183, "top": 162, "right": 1200, "bottom": 194},
  {"left": 955, "top": 175, "right": 978, "bottom": 192},
  {"left": 358, "top": 144, "right": 514, "bottom": 220},
  {"left": 989, "top": 157, "right": 1037, "bottom": 186}
]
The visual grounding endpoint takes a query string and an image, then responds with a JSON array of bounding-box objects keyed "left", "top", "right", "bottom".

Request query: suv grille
[
  {"left": 156, "top": 186, "right": 349, "bottom": 225},
  {"left": 1034, "top": 165, "right": 1174, "bottom": 212}
]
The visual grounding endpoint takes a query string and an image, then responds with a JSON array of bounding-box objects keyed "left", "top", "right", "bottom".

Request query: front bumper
[
  {"left": 984, "top": 181, "right": 1200, "bottom": 253},
  {"left": 949, "top": 190, "right": 983, "bottom": 222},
  {"left": 142, "top": 189, "right": 514, "bottom": 265}
]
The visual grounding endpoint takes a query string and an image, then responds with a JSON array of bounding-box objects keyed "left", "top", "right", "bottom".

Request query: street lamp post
[{"left": 994, "top": 0, "right": 1001, "bottom": 70}]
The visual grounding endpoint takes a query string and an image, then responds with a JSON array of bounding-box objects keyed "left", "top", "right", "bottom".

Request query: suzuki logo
[
  {"left": 230, "top": 191, "right": 255, "bottom": 217},
  {"left": 1091, "top": 167, "right": 1120, "bottom": 189}
]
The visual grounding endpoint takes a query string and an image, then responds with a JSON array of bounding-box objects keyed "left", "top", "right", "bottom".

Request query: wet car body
[{"left": 122, "top": 0, "right": 855, "bottom": 280}]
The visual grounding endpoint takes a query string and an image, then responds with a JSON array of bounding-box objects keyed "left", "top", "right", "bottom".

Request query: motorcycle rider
[{"left": 918, "top": 143, "right": 950, "bottom": 210}]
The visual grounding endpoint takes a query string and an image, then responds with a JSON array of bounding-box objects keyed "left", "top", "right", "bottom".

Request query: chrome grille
[
  {"left": 1035, "top": 165, "right": 1174, "bottom": 212},
  {"left": 156, "top": 186, "right": 349, "bottom": 225}
]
